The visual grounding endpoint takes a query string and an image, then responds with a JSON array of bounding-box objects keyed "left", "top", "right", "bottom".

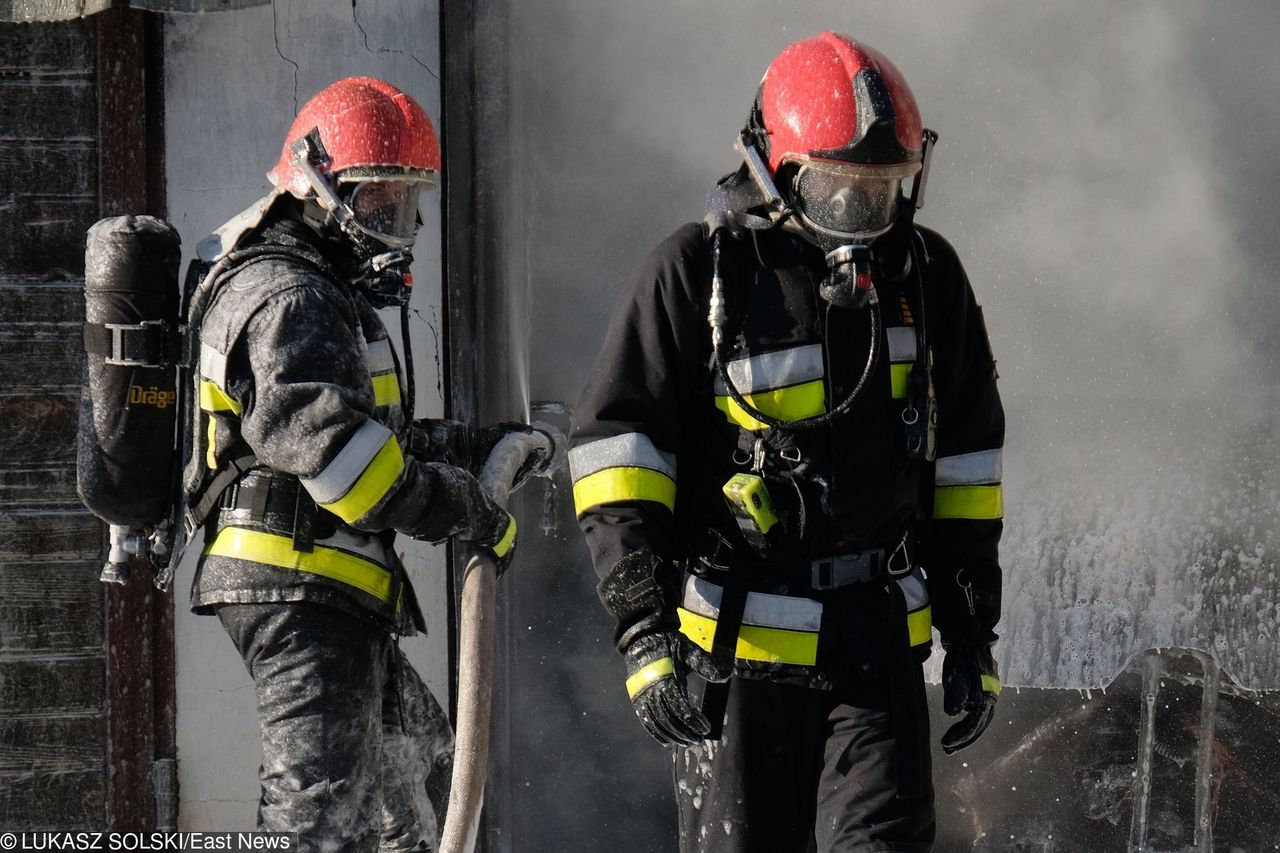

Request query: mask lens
[
  {"left": 792, "top": 163, "right": 905, "bottom": 238},
  {"left": 347, "top": 180, "right": 422, "bottom": 244}
]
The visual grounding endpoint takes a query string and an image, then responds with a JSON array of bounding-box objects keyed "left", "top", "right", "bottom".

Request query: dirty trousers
[
  {"left": 675, "top": 673, "right": 935, "bottom": 853},
  {"left": 218, "top": 603, "right": 455, "bottom": 853}
]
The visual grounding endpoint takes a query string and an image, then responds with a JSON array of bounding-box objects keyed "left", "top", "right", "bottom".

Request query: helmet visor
[
  {"left": 790, "top": 158, "right": 920, "bottom": 240},
  {"left": 344, "top": 179, "right": 424, "bottom": 247}
]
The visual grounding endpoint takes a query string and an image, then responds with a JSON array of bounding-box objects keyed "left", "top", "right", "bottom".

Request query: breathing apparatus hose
[
  {"left": 709, "top": 230, "right": 883, "bottom": 432},
  {"left": 399, "top": 303, "right": 416, "bottom": 423},
  {"left": 439, "top": 426, "right": 561, "bottom": 853}
]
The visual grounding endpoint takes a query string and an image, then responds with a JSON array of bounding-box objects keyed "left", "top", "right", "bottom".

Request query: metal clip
[{"left": 751, "top": 438, "right": 767, "bottom": 473}]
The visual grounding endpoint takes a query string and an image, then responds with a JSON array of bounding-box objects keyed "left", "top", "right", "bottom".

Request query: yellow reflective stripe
[
  {"left": 320, "top": 435, "right": 405, "bottom": 523},
  {"left": 493, "top": 513, "right": 517, "bottom": 558},
  {"left": 573, "top": 466, "right": 676, "bottom": 516},
  {"left": 371, "top": 373, "right": 401, "bottom": 407},
  {"left": 626, "top": 657, "right": 674, "bottom": 699},
  {"left": 982, "top": 674, "right": 1002, "bottom": 696},
  {"left": 714, "top": 379, "right": 826, "bottom": 430},
  {"left": 890, "top": 363, "right": 912, "bottom": 400},
  {"left": 934, "top": 484, "right": 1004, "bottom": 520},
  {"left": 678, "top": 608, "right": 819, "bottom": 666},
  {"left": 371, "top": 373, "right": 400, "bottom": 406},
  {"left": 908, "top": 605, "right": 933, "bottom": 647},
  {"left": 205, "top": 527, "right": 392, "bottom": 603},
  {"left": 205, "top": 416, "right": 218, "bottom": 470},
  {"left": 199, "top": 380, "right": 242, "bottom": 414}
]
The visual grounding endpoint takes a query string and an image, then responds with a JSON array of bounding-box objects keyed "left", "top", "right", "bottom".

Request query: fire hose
[{"left": 439, "top": 425, "right": 561, "bottom": 853}]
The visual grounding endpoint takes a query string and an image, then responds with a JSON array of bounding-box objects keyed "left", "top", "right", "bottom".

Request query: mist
[{"left": 477, "top": 1, "right": 1280, "bottom": 848}]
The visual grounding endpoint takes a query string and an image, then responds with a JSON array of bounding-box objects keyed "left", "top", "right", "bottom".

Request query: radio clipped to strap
[{"left": 722, "top": 472, "right": 778, "bottom": 558}]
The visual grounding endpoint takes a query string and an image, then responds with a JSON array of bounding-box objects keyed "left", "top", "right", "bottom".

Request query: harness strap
[{"left": 184, "top": 451, "right": 257, "bottom": 535}]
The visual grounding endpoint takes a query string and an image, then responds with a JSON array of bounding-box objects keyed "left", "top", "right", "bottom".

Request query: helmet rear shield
[{"left": 788, "top": 157, "right": 920, "bottom": 242}]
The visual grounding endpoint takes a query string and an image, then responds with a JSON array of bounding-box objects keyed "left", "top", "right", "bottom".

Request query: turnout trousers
[
  {"left": 218, "top": 603, "right": 455, "bottom": 853},
  {"left": 674, "top": 671, "right": 935, "bottom": 853}
]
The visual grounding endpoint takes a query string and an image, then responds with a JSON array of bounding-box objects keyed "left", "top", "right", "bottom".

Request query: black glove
[
  {"left": 623, "top": 631, "right": 730, "bottom": 747},
  {"left": 481, "top": 510, "right": 518, "bottom": 577},
  {"left": 474, "top": 422, "right": 555, "bottom": 490},
  {"left": 940, "top": 643, "right": 1000, "bottom": 755},
  {"left": 420, "top": 464, "right": 518, "bottom": 576},
  {"left": 598, "top": 549, "right": 731, "bottom": 747}
]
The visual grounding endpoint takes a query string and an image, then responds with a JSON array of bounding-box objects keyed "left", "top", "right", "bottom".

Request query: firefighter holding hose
[
  {"left": 176, "top": 78, "right": 544, "bottom": 851},
  {"left": 570, "top": 33, "right": 1005, "bottom": 852}
]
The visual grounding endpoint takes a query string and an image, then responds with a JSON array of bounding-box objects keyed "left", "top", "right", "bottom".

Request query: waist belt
[
  {"left": 810, "top": 534, "right": 911, "bottom": 590},
  {"left": 218, "top": 470, "right": 337, "bottom": 550}
]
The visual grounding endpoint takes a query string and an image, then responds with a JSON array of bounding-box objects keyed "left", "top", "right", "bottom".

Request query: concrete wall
[{"left": 162, "top": 2, "right": 444, "bottom": 829}]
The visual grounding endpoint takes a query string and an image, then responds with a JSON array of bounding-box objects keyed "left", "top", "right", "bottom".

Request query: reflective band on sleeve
[
  {"left": 320, "top": 435, "right": 405, "bottom": 523},
  {"left": 492, "top": 513, "right": 517, "bottom": 559},
  {"left": 303, "top": 420, "right": 396, "bottom": 505},
  {"left": 933, "top": 484, "right": 1004, "bottom": 520},
  {"left": 890, "top": 364, "right": 912, "bottom": 400},
  {"left": 715, "top": 380, "right": 826, "bottom": 430},
  {"left": 569, "top": 433, "right": 676, "bottom": 482},
  {"left": 936, "top": 448, "right": 1003, "bottom": 486},
  {"left": 981, "top": 674, "right": 1002, "bottom": 696},
  {"left": 573, "top": 466, "right": 676, "bottom": 516},
  {"left": 199, "top": 380, "right": 243, "bottom": 414},
  {"left": 626, "top": 657, "right": 674, "bottom": 700},
  {"left": 887, "top": 327, "right": 917, "bottom": 363},
  {"left": 678, "top": 608, "right": 819, "bottom": 666},
  {"left": 712, "top": 344, "right": 825, "bottom": 396},
  {"left": 908, "top": 605, "right": 933, "bottom": 647},
  {"left": 371, "top": 373, "right": 401, "bottom": 407},
  {"left": 200, "top": 342, "right": 229, "bottom": 388},
  {"left": 205, "top": 526, "right": 393, "bottom": 603},
  {"left": 365, "top": 338, "right": 396, "bottom": 374}
]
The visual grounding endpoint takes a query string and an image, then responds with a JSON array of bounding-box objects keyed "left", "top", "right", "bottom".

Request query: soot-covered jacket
[
  {"left": 188, "top": 222, "right": 506, "bottom": 631},
  {"left": 570, "top": 223, "right": 1004, "bottom": 668}
]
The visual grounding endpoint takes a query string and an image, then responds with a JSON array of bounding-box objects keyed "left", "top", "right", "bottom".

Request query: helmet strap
[{"left": 288, "top": 130, "right": 385, "bottom": 257}]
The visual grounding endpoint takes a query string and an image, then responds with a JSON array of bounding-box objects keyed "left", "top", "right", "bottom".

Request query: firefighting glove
[
  {"left": 430, "top": 464, "right": 519, "bottom": 577},
  {"left": 474, "top": 422, "right": 556, "bottom": 489},
  {"left": 623, "top": 632, "right": 718, "bottom": 747},
  {"left": 599, "top": 550, "right": 731, "bottom": 747},
  {"left": 940, "top": 642, "right": 1000, "bottom": 754}
]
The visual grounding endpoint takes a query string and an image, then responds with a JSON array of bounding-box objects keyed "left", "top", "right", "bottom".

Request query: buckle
[{"left": 810, "top": 549, "right": 884, "bottom": 590}]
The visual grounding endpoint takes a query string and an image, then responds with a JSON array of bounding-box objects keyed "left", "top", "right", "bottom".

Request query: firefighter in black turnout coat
[
  {"left": 185, "top": 78, "right": 538, "bottom": 852},
  {"left": 570, "top": 34, "right": 1004, "bottom": 852}
]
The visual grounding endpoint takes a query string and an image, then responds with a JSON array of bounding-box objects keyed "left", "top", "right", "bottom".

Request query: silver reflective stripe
[
  {"left": 712, "top": 343, "right": 824, "bottom": 395},
  {"left": 895, "top": 566, "right": 930, "bottom": 611},
  {"left": 681, "top": 573, "right": 823, "bottom": 632},
  {"left": 301, "top": 420, "right": 394, "bottom": 505},
  {"left": 936, "top": 448, "right": 1003, "bottom": 486},
  {"left": 887, "top": 327, "right": 917, "bottom": 362},
  {"left": 366, "top": 338, "right": 396, "bottom": 375},
  {"left": 314, "top": 527, "right": 394, "bottom": 566},
  {"left": 568, "top": 433, "right": 677, "bottom": 482},
  {"left": 200, "top": 342, "right": 229, "bottom": 386}
]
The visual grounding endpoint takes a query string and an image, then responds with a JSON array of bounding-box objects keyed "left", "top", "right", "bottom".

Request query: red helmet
[
  {"left": 746, "top": 33, "right": 929, "bottom": 243},
  {"left": 268, "top": 77, "right": 440, "bottom": 250}
]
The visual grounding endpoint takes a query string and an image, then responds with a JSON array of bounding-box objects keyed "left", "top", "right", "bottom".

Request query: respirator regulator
[
  {"left": 358, "top": 248, "right": 415, "bottom": 309},
  {"left": 819, "top": 243, "right": 876, "bottom": 310}
]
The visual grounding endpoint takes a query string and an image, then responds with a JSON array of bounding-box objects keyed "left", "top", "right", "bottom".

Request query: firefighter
[
  {"left": 569, "top": 34, "right": 1004, "bottom": 852},
  {"left": 185, "top": 77, "right": 543, "bottom": 852}
]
